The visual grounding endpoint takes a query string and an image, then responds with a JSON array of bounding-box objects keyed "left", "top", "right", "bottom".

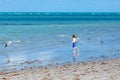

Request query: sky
[{"left": 0, "top": 0, "right": 120, "bottom": 12}]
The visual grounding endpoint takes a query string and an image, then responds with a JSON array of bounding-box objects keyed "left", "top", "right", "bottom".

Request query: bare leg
[{"left": 75, "top": 47, "right": 80, "bottom": 51}]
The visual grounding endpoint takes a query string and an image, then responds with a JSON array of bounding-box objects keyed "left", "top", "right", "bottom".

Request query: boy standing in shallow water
[{"left": 72, "top": 34, "right": 79, "bottom": 53}]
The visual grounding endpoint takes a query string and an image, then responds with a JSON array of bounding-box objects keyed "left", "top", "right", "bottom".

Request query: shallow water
[{"left": 0, "top": 13, "right": 120, "bottom": 71}]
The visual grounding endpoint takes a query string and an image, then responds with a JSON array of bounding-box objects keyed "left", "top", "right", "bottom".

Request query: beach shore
[{"left": 0, "top": 59, "right": 120, "bottom": 80}]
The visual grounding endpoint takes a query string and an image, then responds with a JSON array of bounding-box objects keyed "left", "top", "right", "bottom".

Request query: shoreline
[{"left": 0, "top": 58, "right": 120, "bottom": 80}]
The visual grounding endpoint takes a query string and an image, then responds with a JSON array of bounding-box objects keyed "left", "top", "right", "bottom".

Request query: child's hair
[{"left": 72, "top": 34, "right": 76, "bottom": 38}]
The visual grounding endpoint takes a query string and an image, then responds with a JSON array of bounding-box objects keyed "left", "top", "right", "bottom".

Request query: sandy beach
[{"left": 0, "top": 59, "right": 120, "bottom": 80}]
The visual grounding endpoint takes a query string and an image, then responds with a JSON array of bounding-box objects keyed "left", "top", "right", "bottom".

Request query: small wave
[
  {"left": 5, "top": 41, "right": 12, "bottom": 45},
  {"left": 58, "top": 34, "right": 69, "bottom": 37},
  {"left": 4, "top": 40, "right": 21, "bottom": 46},
  {"left": 13, "top": 40, "right": 21, "bottom": 43}
]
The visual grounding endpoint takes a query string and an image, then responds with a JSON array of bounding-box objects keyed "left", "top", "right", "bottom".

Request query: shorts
[{"left": 72, "top": 42, "right": 76, "bottom": 48}]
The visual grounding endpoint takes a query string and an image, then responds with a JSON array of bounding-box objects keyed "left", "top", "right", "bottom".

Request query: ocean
[{"left": 0, "top": 12, "right": 120, "bottom": 71}]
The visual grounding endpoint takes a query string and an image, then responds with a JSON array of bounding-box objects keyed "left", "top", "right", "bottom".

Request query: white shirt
[{"left": 72, "top": 38, "right": 77, "bottom": 43}]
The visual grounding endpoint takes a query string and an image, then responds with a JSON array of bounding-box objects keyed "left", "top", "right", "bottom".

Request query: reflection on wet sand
[{"left": 72, "top": 50, "right": 80, "bottom": 63}]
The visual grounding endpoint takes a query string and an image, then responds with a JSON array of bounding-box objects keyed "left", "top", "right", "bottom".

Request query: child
[{"left": 72, "top": 34, "right": 79, "bottom": 52}]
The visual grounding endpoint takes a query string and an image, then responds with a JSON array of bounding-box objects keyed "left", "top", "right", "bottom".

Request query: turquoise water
[
  {"left": 0, "top": 12, "right": 120, "bottom": 25},
  {"left": 0, "top": 12, "right": 120, "bottom": 71}
]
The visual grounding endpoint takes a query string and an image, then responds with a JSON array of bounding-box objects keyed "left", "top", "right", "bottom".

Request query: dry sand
[{"left": 0, "top": 59, "right": 120, "bottom": 80}]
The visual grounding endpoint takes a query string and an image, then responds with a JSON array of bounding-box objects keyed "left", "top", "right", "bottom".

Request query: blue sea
[{"left": 0, "top": 12, "right": 120, "bottom": 71}]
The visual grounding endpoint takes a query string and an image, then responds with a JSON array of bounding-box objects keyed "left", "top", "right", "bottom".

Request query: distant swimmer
[
  {"left": 7, "top": 59, "right": 10, "bottom": 63},
  {"left": 100, "top": 41, "right": 103, "bottom": 44},
  {"left": 5, "top": 41, "right": 12, "bottom": 48},
  {"left": 72, "top": 34, "right": 79, "bottom": 52},
  {"left": 5, "top": 43, "right": 8, "bottom": 47}
]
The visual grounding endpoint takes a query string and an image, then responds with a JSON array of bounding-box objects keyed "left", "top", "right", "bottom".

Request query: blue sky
[{"left": 0, "top": 0, "right": 120, "bottom": 12}]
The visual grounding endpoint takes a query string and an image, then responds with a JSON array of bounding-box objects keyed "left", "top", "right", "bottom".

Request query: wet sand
[{"left": 0, "top": 59, "right": 120, "bottom": 80}]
